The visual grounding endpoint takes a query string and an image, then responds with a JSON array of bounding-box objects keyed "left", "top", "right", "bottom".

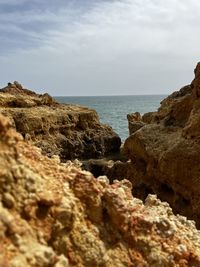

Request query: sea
[{"left": 55, "top": 95, "right": 166, "bottom": 142}]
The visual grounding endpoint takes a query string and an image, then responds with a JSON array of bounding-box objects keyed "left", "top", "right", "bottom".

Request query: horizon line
[{"left": 54, "top": 93, "right": 167, "bottom": 97}]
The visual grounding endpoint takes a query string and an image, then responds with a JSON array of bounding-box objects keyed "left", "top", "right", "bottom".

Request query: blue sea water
[{"left": 55, "top": 95, "right": 165, "bottom": 141}]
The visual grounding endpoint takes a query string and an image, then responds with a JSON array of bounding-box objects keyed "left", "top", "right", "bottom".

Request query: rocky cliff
[
  {"left": 0, "top": 113, "right": 200, "bottom": 266},
  {"left": 122, "top": 63, "right": 200, "bottom": 227},
  {"left": 0, "top": 82, "right": 121, "bottom": 160}
]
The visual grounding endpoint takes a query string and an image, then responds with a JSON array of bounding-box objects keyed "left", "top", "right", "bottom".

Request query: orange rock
[{"left": 0, "top": 113, "right": 200, "bottom": 266}]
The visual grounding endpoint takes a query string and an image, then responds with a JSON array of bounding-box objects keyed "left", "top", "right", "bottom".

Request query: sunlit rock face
[
  {"left": 0, "top": 113, "right": 200, "bottom": 266},
  {"left": 0, "top": 82, "right": 121, "bottom": 160}
]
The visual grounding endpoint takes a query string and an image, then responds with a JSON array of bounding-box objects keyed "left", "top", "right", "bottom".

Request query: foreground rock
[
  {"left": 0, "top": 82, "right": 121, "bottom": 160},
  {"left": 122, "top": 63, "right": 200, "bottom": 227},
  {"left": 1, "top": 114, "right": 200, "bottom": 266}
]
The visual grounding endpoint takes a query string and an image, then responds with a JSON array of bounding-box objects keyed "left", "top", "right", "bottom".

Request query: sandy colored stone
[
  {"left": 122, "top": 62, "right": 200, "bottom": 227},
  {"left": 0, "top": 82, "right": 121, "bottom": 160},
  {"left": 0, "top": 114, "right": 200, "bottom": 266},
  {"left": 127, "top": 112, "right": 145, "bottom": 135}
]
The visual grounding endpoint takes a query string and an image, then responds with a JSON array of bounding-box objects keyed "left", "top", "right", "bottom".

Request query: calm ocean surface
[{"left": 55, "top": 95, "right": 165, "bottom": 141}]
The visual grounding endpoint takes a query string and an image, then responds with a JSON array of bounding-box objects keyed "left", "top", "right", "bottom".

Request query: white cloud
[{"left": 0, "top": 0, "right": 199, "bottom": 95}]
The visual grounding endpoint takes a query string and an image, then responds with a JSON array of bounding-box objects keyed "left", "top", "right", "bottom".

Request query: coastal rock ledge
[
  {"left": 0, "top": 113, "right": 200, "bottom": 266},
  {"left": 0, "top": 81, "right": 121, "bottom": 160},
  {"left": 122, "top": 62, "right": 200, "bottom": 227}
]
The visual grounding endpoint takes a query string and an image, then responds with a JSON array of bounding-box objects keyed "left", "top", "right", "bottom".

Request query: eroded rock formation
[
  {"left": 0, "top": 82, "right": 121, "bottom": 160},
  {"left": 127, "top": 112, "right": 145, "bottom": 135},
  {"left": 0, "top": 113, "right": 200, "bottom": 266},
  {"left": 122, "top": 63, "right": 200, "bottom": 227}
]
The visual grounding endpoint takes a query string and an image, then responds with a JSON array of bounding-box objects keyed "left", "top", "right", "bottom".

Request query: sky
[{"left": 0, "top": 0, "right": 199, "bottom": 96}]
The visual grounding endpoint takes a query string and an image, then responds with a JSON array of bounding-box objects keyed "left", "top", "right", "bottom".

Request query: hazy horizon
[
  {"left": 55, "top": 93, "right": 167, "bottom": 97},
  {"left": 0, "top": 0, "right": 199, "bottom": 96}
]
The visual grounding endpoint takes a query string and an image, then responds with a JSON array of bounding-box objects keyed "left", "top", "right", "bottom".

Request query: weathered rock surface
[
  {"left": 1, "top": 114, "right": 200, "bottom": 266},
  {"left": 127, "top": 112, "right": 145, "bottom": 135},
  {"left": 123, "top": 63, "right": 200, "bottom": 227},
  {"left": 0, "top": 82, "right": 121, "bottom": 160}
]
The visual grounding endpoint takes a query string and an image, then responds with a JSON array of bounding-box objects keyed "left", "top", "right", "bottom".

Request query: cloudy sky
[{"left": 0, "top": 0, "right": 199, "bottom": 95}]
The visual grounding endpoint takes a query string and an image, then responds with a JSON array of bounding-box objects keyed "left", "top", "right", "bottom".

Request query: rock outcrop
[
  {"left": 122, "top": 63, "right": 200, "bottom": 227},
  {"left": 0, "top": 82, "right": 121, "bottom": 160},
  {"left": 1, "top": 113, "right": 200, "bottom": 266},
  {"left": 127, "top": 112, "right": 145, "bottom": 135}
]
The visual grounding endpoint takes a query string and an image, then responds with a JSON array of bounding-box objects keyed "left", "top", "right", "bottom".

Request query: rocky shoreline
[
  {"left": 93, "top": 62, "right": 200, "bottom": 228},
  {"left": 0, "top": 113, "right": 200, "bottom": 266},
  {"left": 0, "top": 81, "right": 121, "bottom": 160},
  {"left": 1, "top": 64, "right": 200, "bottom": 266}
]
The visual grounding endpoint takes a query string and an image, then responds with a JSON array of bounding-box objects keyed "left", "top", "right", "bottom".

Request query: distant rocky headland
[{"left": 1, "top": 64, "right": 200, "bottom": 266}]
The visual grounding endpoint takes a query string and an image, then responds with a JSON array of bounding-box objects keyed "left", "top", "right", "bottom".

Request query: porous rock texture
[
  {"left": 123, "top": 62, "right": 200, "bottom": 227},
  {"left": 0, "top": 82, "right": 121, "bottom": 160},
  {"left": 1, "top": 114, "right": 200, "bottom": 266}
]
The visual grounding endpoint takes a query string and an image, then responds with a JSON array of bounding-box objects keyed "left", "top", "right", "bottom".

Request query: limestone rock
[
  {"left": 123, "top": 62, "right": 200, "bottom": 227},
  {"left": 0, "top": 82, "right": 121, "bottom": 160},
  {"left": 0, "top": 113, "right": 200, "bottom": 266},
  {"left": 0, "top": 81, "right": 37, "bottom": 96},
  {"left": 127, "top": 112, "right": 145, "bottom": 135}
]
